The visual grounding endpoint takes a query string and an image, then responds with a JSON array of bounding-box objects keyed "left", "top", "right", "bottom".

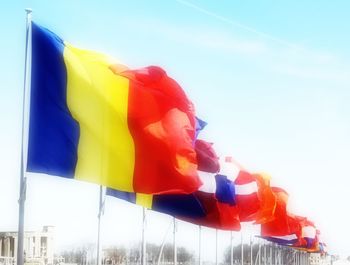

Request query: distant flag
[
  {"left": 234, "top": 171, "right": 276, "bottom": 223},
  {"left": 195, "top": 117, "right": 207, "bottom": 138},
  {"left": 258, "top": 234, "right": 299, "bottom": 246},
  {"left": 253, "top": 174, "right": 276, "bottom": 224},
  {"left": 181, "top": 172, "right": 240, "bottom": 231},
  {"left": 182, "top": 156, "right": 242, "bottom": 230},
  {"left": 300, "top": 220, "right": 317, "bottom": 248},
  {"left": 260, "top": 187, "right": 290, "bottom": 235},
  {"left": 195, "top": 139, "right": 220, "bottom": 173},
  {"left": 234, "top": 171, "right": 260, "bottom": 221},
  {"left": 106, "top": 189, "right": 206, "bottom": 218},
  {"left": 27, "top": 23, "right": 202, "bottom": 194}
]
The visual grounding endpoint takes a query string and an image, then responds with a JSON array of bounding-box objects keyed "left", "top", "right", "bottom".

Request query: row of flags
[{"left": 27, "top": 22, "right": 326, "bottom": 255}]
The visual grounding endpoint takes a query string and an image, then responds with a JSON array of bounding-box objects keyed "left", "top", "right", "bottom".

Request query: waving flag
[
  {"left": 253, "top": 174, "right": 276, "bottom": 224},
  {"left": 234, "top": 170, "right": 260, "bottom": 221},
  {"left": 195, "top": 139, "right": 220, "bottom": 173},
  {"left": 301, "top": 220, "right": 317, "bottom": 248},
  {"left": 181, "top": 172, "right": 240, "bottom": 230},
  {"left": 106, "top": 189, "right": 205, "bottom": 218},
  {"left": 260, "top": 187, "right": 290, "bottom": 235},
  {"left": 27, "top": 23, "right": 201, "bottom": 194},
  {"left": 259, "top": 234, "right": 299, "bottom": 246}
]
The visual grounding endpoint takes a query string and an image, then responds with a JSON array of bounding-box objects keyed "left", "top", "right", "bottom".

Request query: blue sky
[{"left": 1, "top": 0, "right": 350, "bottom": 261}]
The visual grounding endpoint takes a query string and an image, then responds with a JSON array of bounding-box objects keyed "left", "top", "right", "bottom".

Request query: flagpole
[
  {"left": 258, "top": 240, "right": 261, "bottom": 265},
  {"left": 157, "top": 220, "right": 172, "bottom": 265},
  {"left": 17, "top": 8, "right": 32, "bottom": 265},
  {"left": 241, "top": 232, "right": 244, "bottom": 265},
  {"left": 141, "top": 207, "right": 147, "bottom": 265},
  {"left": 96, "top": 186, "right": 104, "bottom": 265},
  {"left": 198, "top": 226, "right": 202, "bottom": 265},
  {"left": 173, "top": 217, "right": 177, "bottom": 265},
  {"left": 250, "top": 236, "right": 253, "bottom": 265},
  {"left": 215, "top": 229, "right": 218, "bottom": 265},
  {"left": 230, "top": 231, "right": 234, "bottom": 265}
]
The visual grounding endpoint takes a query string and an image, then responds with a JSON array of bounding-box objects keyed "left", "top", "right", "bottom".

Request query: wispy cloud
[
  {"left": 121, "top": 16, "right": 350, "bottom": 84},
  {"left": 121, "top": 18, "right": 267, "bottom": 56}
]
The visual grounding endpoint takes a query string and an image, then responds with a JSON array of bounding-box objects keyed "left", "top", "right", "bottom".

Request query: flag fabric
[
  {"left": 195, "top": 117, "right": 207, "bottom": 139},
  {"left": 234, "top": 171, "right": 276, "bottom": 223},
  {"left": 107, "top": 147, "right": 240, "bottom": 230},
  {"left": 180, "top": 172, "right": 240, "bottom": 231},
  {"left": 234, "top": 171, "right": 259, "bottom": 221},
  {"left": 106, "top": 172, "right": 240, "bottom": 230},
  {"left": 106, "top": 189, "right": 206, "bottom": 218},
  {"left": 258, "top": 234, "right": 299, "bottom": 246},
  {"left": 28, "top": 23, "right": 201, "bottom": 194},
  {"left": 260, "top": 187, "right": 290, "bottom": 236},
  {"left": 252, "top": 174, "right": 276, "bottom": 224},
  {"left": 300, "top": 220, "right": 317, "bottom": 248},
  {"left": 195, "top": 139, "right": 220, "bottom": 173}
]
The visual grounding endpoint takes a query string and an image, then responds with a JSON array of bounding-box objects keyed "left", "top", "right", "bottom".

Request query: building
[
  {"left": 309, "top": 253, "right": 332, "bottom": 265},
  {"left": 0, "top": 226, "right": 54, "bottom": 265}
]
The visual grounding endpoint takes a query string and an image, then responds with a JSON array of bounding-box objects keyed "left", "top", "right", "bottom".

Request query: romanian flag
[
  {"left": 27, "top": 23, "right": 201, "bottom": 194},
  {"left": 106, "top": 189, "right": 206, "bottom": 218}
]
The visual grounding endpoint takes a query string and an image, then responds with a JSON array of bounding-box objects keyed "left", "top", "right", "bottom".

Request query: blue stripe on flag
[
  {"left": 27, "top": 23, "right": 79, "bottom": 178},
  {"left": 215, "top": 174, "right": 236, "bottom": 205}
]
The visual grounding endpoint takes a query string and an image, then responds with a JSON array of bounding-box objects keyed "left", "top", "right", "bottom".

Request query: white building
[
  {"left": 309, "top": 253, "right": 332, "bottom": 265},
  {"left": 0, "top": 226, "right": 54, "bottom": 265}
]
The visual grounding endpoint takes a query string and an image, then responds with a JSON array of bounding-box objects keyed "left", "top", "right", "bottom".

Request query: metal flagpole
[
  {"left": 241, "top": 232, "right": 244, "bottom": 265},
  {"left": 269, "top": 244, "right": 272, "bottom": 265},
  {"left": 173, "top": 217, "right": 177, "bottom": 265},
  {"left": 215, "top": 229, "right": 218, "bottom": 265},
  {"left": 199, "top": 226, "right": 202, "bottom": 265},
  {"left": 17, "top": 8, "right": 32, "bottom": 265},
  {"left": 142, "top": 208, "right": 147, "bottom": 265},
  {"left": 230, "top": 231, "right": 234, "bottom": 265},
  {"left": 96, "top": 186, "right": 105, "bottom": 265},
  {"left": 250, "top": 236, "right": 253, "bottom": 265},
  {"left": 258, "top": 240, "right": 261, "bottom": 265},
  {"left": 157, "top": 220, "right": 172, "bottom": 265},
  {"left": 264, "top": 243, "right": 267, "bottom": 265}
]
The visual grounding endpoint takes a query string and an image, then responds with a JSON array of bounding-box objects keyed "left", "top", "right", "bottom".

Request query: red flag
[
  {"left": 235, "top": 172, "right": 276, "bottom": 223},
  {"left": 195, "top": 139, "right": 220, "bottom": 173},
  {"left": 182, "top": 190, "right": 241, "bottom": 230},
  {"left": 254, "top": 174, "right": 276, "bottom": 224},
  {"left": 235, "top": 171, "right": 260, "bottom": 221}
]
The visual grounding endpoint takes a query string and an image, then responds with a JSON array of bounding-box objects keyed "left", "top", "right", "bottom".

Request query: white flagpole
[
  {"left": 198, "top": 226, "right": 202, "bottom": 265},
  {"left": 173, "top": 217, "right": 177, "bottom": 265},
  {"left": 141, "top": 208, "right": 147, "bottom": 265},
  {"left": 230, "top": 231, "right": 234, "bottom": 265},
  {"left": 250, "top": 236, "right": 253, "bottom": 265},
  {"left": 96, "top": 186, "right": 105, "bottom": 265},
  {"left": 17, "top": 8, "right": 32, "bottom": 265},
  {"left": 215, "top": 229, "right": 218, "bottom": 265},
  {"left": 241, "top": 232, "right": 244, "bottom": 265},
  {"left": 157, "top": 220, "right": 172, "bottom": 265}
]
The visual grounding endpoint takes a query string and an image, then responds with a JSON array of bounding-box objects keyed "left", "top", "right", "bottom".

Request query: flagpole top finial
[{"left": 25, "top": 8, "right": 32, "bottom": 14}]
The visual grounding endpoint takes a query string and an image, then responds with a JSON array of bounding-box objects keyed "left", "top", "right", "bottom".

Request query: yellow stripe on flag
[
  {"left": 136, "top": 193, "right": 153, "bottom": 209},
  {"left": 63, "top": 43, "right": 135, "bottom": 192}
]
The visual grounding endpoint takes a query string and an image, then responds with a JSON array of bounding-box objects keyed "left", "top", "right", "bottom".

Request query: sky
[{"left": 1, "top": 0, "right": 350, "bottom": 262}]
